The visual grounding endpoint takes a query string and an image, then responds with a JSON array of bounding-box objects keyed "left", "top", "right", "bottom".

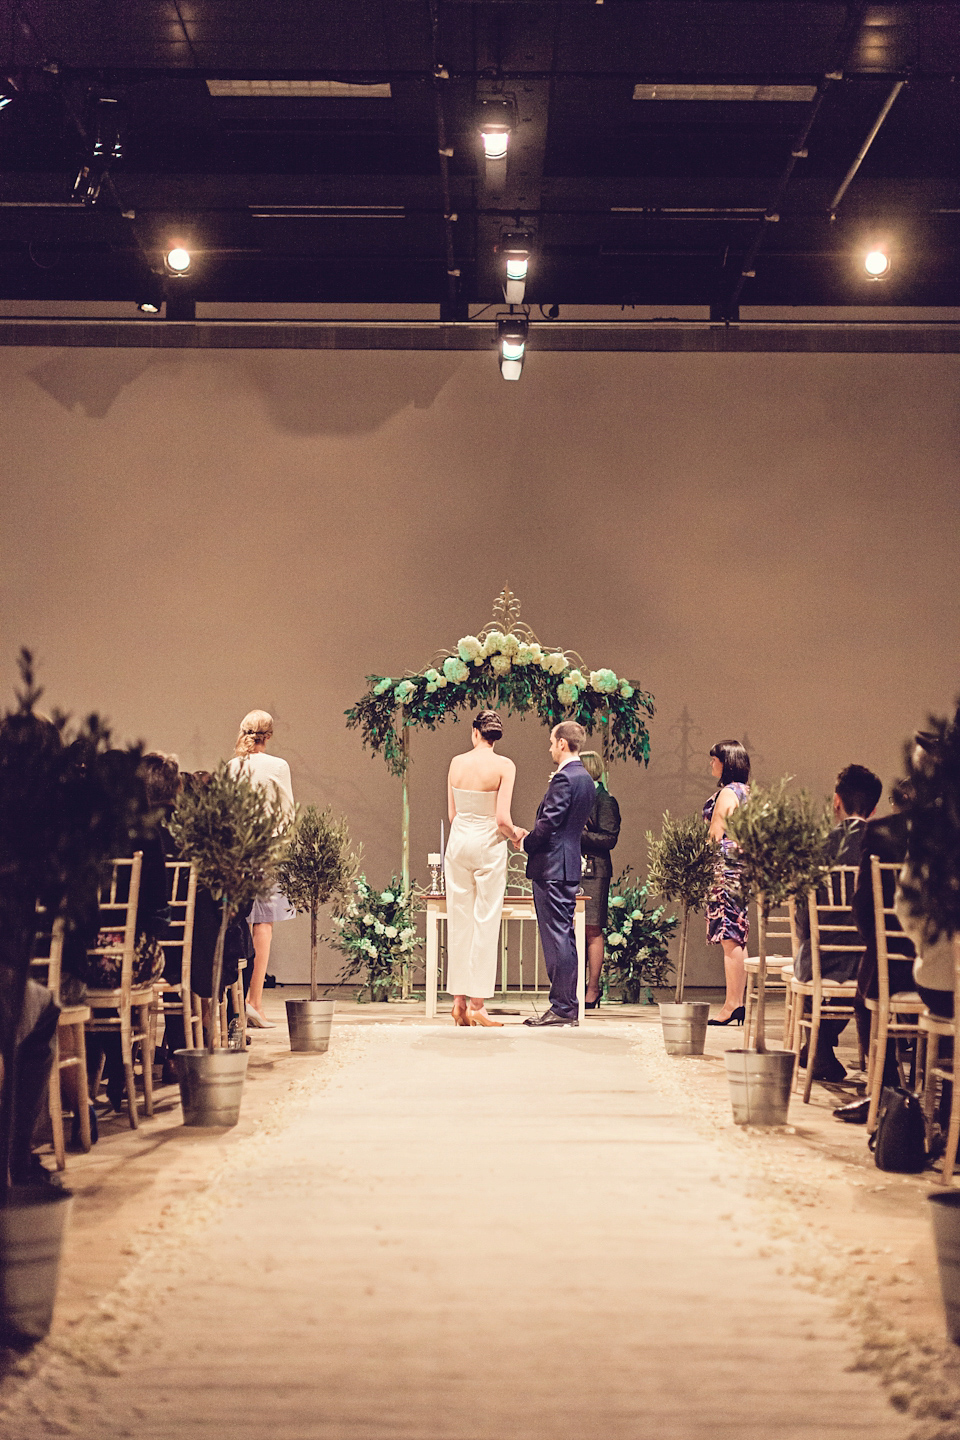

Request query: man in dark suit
[{"left": 519, "top": 722, "right": 597, "bottom": 1027}]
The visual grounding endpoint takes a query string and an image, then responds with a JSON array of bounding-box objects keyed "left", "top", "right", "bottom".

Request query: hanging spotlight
[
  {"left": 864, "top": 247, "right": 890, "bottom": 279},
  {"left": 72, "top": 97, "right": 122, "bottom": 206},
  {"left": 0, "top": 95, "right": 13, "bottom": 113},
  {"left": 497, "top": 315, "right": 528, "bottom": 382},
  {"left": 137, "top": 300, "right": 161, "bottom": 314},
  {"left": 501, "top": 231, "right": 533, "bottom": 305},
  {"left": 164, "top": 246, "right": 192, "bottom": 274},
  {"left": 479, "top": 99, "right": 513, "bottom": 159}
]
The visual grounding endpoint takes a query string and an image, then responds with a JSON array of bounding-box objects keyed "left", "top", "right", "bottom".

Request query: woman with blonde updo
[{"left": 228, "top": 710, "right": 295, "bottom": 1029}]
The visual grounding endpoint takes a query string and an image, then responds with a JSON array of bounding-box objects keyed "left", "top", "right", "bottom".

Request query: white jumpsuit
[{"left": 443, "top": 788, "right": 508, "bottom": 998}]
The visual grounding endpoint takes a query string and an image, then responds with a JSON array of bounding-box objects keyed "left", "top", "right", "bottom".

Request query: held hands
[{"left": 510, "top": 826, "right": 529, "bottom": 850}]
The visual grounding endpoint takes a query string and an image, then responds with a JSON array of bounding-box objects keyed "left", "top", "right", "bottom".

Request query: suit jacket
[
  {"left": 524, "top": 759, "right": 597, "bottom": 883},
  {"left": 580, "top": 784, "right": 621, "bottom": 880},
  {"left": 852, "top": 811, "right": 915, "bottom": 1000},
  {"left": 793, "top": 818, "right": 866, "bottom": 983}
]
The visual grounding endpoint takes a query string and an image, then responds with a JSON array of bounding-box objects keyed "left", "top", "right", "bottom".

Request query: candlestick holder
[{"left": 427, "top": 853, "right": 444, "bottom": 896}]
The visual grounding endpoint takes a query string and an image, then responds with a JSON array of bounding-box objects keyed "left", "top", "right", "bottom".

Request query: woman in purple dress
[{"left": 702, "top": 739, "right": 751, "bottom": 1026}]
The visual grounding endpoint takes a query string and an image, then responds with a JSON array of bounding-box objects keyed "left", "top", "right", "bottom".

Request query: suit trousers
[{"left": 532, "top": 878, "right": 580, "bottom": 1020}]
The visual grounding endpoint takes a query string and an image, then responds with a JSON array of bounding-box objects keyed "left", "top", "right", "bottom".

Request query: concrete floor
[{"left": 1, "top": 994, "right": 958, "bottom": 1439}]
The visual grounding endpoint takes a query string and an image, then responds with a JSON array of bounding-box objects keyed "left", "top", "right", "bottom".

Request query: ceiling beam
[{"left": 0, "top": 318, "right": 956, "bottom": 354}]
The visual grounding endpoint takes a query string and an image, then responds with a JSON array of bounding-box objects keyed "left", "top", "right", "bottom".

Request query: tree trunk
[
  {"left": 674, "top": 906, "right": 690, "bottom": 1003},
  {"left": 309, "top": 902, "right": 318, "bottom": 1003},
  {"left": 754, "top": 903, "right": 768, "bottom": 1055},
  {"left": 207, "top": 900, "right": 231, "bottom": 1055}
]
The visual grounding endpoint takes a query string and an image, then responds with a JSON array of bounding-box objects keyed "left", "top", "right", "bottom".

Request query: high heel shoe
[
  {"left": 584, "top": 994, "right": 601, "bottom": 1010},
  {"left": 467, "top": 1007, "right": 503, "bottom": 1027},
  {"left": 451, "top": 1001, "right": 469, "bottom": 1026},
  {"left": 707, "top": 1006, "right": 745, "bottom": 1027}
]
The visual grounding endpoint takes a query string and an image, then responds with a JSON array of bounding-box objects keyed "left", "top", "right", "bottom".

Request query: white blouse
[{"left": 228, "top": 751, "right": 295, "bottom": 824}]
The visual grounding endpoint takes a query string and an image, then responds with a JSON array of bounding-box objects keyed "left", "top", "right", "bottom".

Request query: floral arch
[{"left": 345, "top": 587, "right": 655, "bottom": 892}]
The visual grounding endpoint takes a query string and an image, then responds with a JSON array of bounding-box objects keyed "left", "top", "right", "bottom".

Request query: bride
[{"left": 444, "top": 710, "right": 526, "bottom": 1026}]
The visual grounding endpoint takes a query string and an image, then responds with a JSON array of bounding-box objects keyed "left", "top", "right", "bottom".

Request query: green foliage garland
[
  {"left": 346, "top": 629, "right": 654, "bottom": 778},
  {"left": 331, "top": 874, "right": 421, "bottom": 1001},
  {"left": 602, "top": 868, "right": 679, "bottom": 1004}
]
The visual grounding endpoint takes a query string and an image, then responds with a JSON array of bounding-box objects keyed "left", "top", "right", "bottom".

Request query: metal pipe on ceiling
[{"left": 828, "top": 80, "right": 906, "bottom": 217}]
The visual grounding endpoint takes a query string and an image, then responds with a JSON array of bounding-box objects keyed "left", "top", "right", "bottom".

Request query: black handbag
[{"left": 869, "top": 1086, "right": 927, "bottom": 1173}]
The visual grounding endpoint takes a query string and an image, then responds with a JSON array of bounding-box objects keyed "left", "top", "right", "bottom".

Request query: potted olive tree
[
  {"left": 646, "top": 812, "right": 718, "bottom": 1055},
  {"left": 0, "top": 652, "right": 149, "bottom": 1345},
  {"left": 169, "top": 762, "right": 286, "bottom": 1126},
  {"left": 277, "top": 804, "right": 358, "bottom": 1052},
  {"left": 897, "top": 705, "right": 960, "bottom": 1341},
  {"left": 723, "top": 778, "right": 832, "bottom": 1125}
]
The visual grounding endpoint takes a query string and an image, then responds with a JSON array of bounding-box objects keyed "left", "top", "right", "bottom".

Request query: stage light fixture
[
  {"left": 497, "top": 315, "right": 528, "bottom": 382},
  {"left": 864, "top": 248, "right": 890, "bottom": 279},
  {"left": 164, "top": 246, "right": 192, "bottom": 274},
  {"left": 501, "top": 231, "right": 533, "bottom": 305},
  {"left": 137, "top": 300, "right": 161, "bottom": 314},
  {"left": 479, "top": 99, "right": 513, "bottom": 159},
  {"left": 72, "top": 97, "right": 123, "bottom": 205},
  {"left": 0, "top": 95, "right": 13, "bottom": 112}
]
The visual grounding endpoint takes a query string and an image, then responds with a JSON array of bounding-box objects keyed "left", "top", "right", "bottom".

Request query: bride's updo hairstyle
[
  {"left": 235, "top": 709, "right": 274, "bottom": 758},
  {"left": 472, "top": 709, "right": 504, "bottom": 745}
]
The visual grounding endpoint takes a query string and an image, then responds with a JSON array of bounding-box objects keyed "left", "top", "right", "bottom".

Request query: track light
[
  {"left": 497, "top": 315, "right": 528, "bottom": 382},
  {"left": 72, "top": 97, "right": 122, "bottom": 206},
  {"left": 164, "top": 246, "right": 192, "bottom": 274},
  {"left": 501, "top": 231, "right": 533, "bottom": 305},
  {"left": 864, "top": 247, "right": 890, "bottom": 279},
  {"left": 479, "top": 99, "right": 513, "bottom": 194}
]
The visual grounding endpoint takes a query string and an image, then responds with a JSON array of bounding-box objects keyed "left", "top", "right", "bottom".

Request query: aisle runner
[{"left": 2, "top": 1024, "right": 912, "bottom": 1440}]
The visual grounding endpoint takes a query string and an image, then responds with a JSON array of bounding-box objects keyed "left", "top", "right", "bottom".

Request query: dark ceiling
[{"left": 1, "top": 1, "right": 959, "bottom": 319}]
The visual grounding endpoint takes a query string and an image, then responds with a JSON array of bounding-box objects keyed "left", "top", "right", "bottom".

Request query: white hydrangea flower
[
  {"left": 384, "top": 925, "right": 398, "bottom": 938},
  {"left": 458, "top": 635, "right": 484, "bottom": 663},
  {"left": 515, "top": 644, "right": 534, "bottom": 666},
  {"left": 619, "top": 679, "right": 634, "bottom": 699},
  {"left": 483, "top": 630, "right": 506, "bottom": 657},
  {"left": 557, "top": 682, "right": 577, "bottom": 707},
  {"left": 588, "top": 668, "right": 619, "bottom": 694},
  {"left": 528, "top": 643, "right": 543, "bottom": 664},
  {"left": 545, "top": 651, "right": 568, "bottom": 675},
  {"left": 500, "top": 632, "right": 520, "bottom": 657},
  {"left": 380, "top": 891, "right": 395, "bottom": 903},
  {"left": 443, "top": 656, "right": 468, "bottom": 683},
  {"left": 394, "top": 679, "right": 416, "bottom": 705},
  {"left": 363, "top": 913, "right": 375, "bottom": 926},
  {"left": 490, "top": 653, "right": 512, "bottom": 676},
  {"left": 567, "top": 668, "right": 586, "bottom": 690}
]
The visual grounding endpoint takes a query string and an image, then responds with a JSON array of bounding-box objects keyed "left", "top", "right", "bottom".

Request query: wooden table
[{"left": 424, "top": 893, "right": 586, "bottom": 1023}]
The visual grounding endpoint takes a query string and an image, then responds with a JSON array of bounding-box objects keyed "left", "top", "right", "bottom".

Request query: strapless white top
[{"left": 452, "top": 787, "right": 498, "bottom": 819}]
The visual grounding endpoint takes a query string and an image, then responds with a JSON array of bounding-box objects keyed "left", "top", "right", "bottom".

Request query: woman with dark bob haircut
[{"left": 702, "top": 739, "right": 751, "bottom": 1026}]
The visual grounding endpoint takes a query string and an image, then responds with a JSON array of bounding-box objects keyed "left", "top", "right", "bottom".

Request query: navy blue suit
[{"left": 523, "top": 759, "right": 596, "bottom": 1018}]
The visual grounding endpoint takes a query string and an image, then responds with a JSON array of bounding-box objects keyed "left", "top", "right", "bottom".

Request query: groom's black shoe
[{"left": 523, "top": 1009, "right": 579, "bottom": 1027}]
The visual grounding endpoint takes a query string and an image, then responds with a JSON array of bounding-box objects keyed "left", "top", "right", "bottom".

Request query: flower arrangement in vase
[{"left": 602, "top": 869, "right": 678, "bottom": 1004}]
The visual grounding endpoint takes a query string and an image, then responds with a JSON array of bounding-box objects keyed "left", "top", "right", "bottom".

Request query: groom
[{"left": 518, "top": 721, "right": 596, "bottom": 1027}]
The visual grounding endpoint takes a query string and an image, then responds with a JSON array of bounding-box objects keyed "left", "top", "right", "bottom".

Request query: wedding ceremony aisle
[{"left": 0, "top": 1007, "right": 946, "bottom": 1440}]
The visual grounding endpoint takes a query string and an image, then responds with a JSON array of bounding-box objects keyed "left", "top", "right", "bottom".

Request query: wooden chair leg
[
  {"left": 923, "top": 1034, "right": 941, "bottom": 1131},
  {"left": 72, "top": 1023, "right": 92, "bottom": 1152},
  {"left": 181, "top": 988, "right": 194, "bottom": 1050},
  {"left": 802, "top": 1001, "right": 820, "bottom": 1103},
  {"left": 866, "top": 1011, "right": 887, "bottom": 1134},
  {"left": 743, "top": 975, "right": 755, "bottom": 1048},
  {"left": 140, "top": 1004, "right": 155, "bottom": 1118},
  {"left": 47, "top": 1034, "right": 66, "bottom": 1171},
  {"left": 120, "top": 1016, "right": 139, "bottom": 1130}
]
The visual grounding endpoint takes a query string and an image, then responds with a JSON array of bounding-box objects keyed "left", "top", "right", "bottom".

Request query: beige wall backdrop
[{"left": 2, "top": 344, "right": 958, "bottom": 984}]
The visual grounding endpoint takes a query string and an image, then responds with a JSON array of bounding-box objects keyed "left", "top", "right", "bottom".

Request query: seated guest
[
  {"left": 794, "top": 764, "right": 883, "bottom": 1081},
  {"left": 834, "top": 776, "right": 917, "bottom": 1123}
]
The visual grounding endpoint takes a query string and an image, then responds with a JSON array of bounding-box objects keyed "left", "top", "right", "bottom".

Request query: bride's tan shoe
[
  {"left": 467, "top": 1007, "right": 503, "bottom": 1027},
  {"left": 451, "top": 1000, "right": 469, "bottom": 1026}
]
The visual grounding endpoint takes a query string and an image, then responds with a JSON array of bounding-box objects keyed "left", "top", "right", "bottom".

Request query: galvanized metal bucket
[
  {"left": 658, "top": 1001, "right": 710, "bottom": 1056},
  {"left": 0, "top": 1188, "right": 73, "bottom": 1346},
  {"left": 724, "top": 1048, "right": 796, "bottom": 1126},
  {"left": 174, "top": 1049, "right": 248, "bottom": 1127},
  {"left": 285, "top": 998, "right": 336, "bottom": 1053},
  {"left": 929, "top": 1190, "right": 960, "bottom": 1342}
]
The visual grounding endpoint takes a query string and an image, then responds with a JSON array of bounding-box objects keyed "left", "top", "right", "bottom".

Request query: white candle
[{"left": 427, "top": 853, "right": 441, "bottom": 866}]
